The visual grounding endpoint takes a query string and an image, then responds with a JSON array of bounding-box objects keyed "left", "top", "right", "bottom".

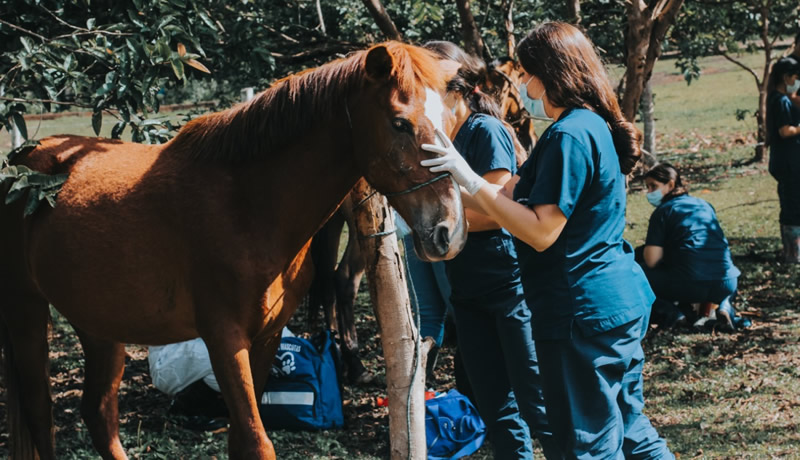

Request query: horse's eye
[{"left": 391, "top": 118, "right": 414, "bottom": 135}]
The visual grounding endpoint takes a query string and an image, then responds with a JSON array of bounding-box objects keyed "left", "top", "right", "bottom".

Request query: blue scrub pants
[
  {"left": 403, "top": 234, "right": 452, "bottom": 346},
  {"left": 535, "top": 316, "right": 673, "bottom": 460},
  {"left": 642, "top": 266, "right": 738, "bottom": 306},
  {"left": 451, "top": 287, "right": 561, "bottom": 459}
]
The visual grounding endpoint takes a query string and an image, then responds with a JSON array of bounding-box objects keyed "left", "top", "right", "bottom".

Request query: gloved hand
[{"left": 421, "top": 128, "right": 487, "bottom": 195}]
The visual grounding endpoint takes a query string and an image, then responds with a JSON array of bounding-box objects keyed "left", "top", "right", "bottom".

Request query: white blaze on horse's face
[{"left": 423, "top": 87, "right": 447, "bottom": 147}]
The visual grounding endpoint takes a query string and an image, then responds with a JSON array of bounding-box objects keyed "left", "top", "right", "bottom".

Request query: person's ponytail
[{"left": 609, "top": 117, "right": 643, "bottom": 175}]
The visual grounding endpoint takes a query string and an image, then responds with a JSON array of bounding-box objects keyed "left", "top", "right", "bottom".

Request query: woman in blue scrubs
[
  {"left": 766, "top": 56, "right": 800, "bottom": 263},
  {"left": 639, "top": 163, "right": 741, "bottom": 330},
  {"left": 422, "top": 41, "right": 559, "bottom": 459},
  {"left": 422, "top": 23, "right": 673, "bottom": 458}
]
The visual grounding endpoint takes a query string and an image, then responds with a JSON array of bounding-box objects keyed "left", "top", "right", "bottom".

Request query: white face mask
[{"left": 787, "top": 78, "right": 800, "bottom": 94}]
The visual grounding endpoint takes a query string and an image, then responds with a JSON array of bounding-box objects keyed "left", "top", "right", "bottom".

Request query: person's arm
[
  {"left": 789, "top": 91, "right": 800, "bottom": 109},
  {"left": 643, "top": 245, "right": 664, "bottom": 268},
  {"left": 464, "top": 169, "right": 512, "bottom": 231},
  {"left": 470, "top": 185, "right": 567, "bottom": 251},
  {"left": 422, "top": 128, "right": 571, "bottom": 251},
  {"left": 778, "top": 124, "right": 800, "bottom": 138}
]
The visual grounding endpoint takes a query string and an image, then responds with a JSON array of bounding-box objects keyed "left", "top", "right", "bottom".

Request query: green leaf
[
  {"left": 87, "top": 18, "right": 96, "bottom": 30},
  {"left": 112, "top": 121, "right": 126, "bottom": 139},
  {"left": 9, "top": 113, "right": 27, "bottom": 141},
  {"left": 20, "top": 36, "right": 34, "bottom": 53},
  {"left": 170, "top": 58, "right": 185, "bottom": 80},
  {"left": 24, "top": 191, "right": 40, "bottom": 216},
  {"left": 6, "top": 140, "right": 39, "bottom": 163},
  {"left": 92, "top": 111, "right": 103, "bottom": 136},
  {"left": 5, "top": 176, "right": 29, "bottom": 204}
]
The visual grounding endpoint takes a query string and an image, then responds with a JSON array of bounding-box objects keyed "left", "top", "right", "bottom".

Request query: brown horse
[{"left": 0, "top": 42, "right": 467, "bottom": 460}]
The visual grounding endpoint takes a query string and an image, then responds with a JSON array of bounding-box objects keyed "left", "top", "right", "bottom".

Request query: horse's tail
[{"left": 1, "top": 319, "right": 42, "bottom": 459}]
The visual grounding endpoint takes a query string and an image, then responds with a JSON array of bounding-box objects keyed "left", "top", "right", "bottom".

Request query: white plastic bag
[{"left": 148, "top": 327, "right": 294, "bottom": 396}]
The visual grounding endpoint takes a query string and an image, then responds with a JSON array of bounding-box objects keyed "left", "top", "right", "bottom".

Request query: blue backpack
[
  {"left": 258, "top": 330, "right": 344, "bottom": 430},
  {"left": 425, "top": 389, "right": 486, "bottom": 459}
]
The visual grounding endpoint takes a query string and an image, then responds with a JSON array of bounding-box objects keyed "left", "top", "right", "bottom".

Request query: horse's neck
[{"left": 236, "top": 127, "right": 360, "bottom": 260}]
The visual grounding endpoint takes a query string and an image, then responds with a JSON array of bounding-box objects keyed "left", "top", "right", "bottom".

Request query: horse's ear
[
  {"left": 365, "top": 45, "right": 394, "bottom": 82},
  {"left": 439, "top": 59, "right": 461, "bottom": 82}
]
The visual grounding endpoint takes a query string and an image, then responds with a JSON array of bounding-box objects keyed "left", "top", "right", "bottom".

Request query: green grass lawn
[{"left": 3, "top": 50, "right": 800, "bottom": 459}]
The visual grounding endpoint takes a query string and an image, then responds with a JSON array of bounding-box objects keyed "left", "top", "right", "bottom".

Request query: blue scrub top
[
  {"left": 767, "top": 91, "right": 800, "bottom": 182},
  {"left": 646, "top": 195, "right": 740, "bottom": 281},
  {"left": 512, "top": 108, "right": 654, "bottom": 340},
  {"left": 445, "top": 113, "right": 521, "bottom": 304}
]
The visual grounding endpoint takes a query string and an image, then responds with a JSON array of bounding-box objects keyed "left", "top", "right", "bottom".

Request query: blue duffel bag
[{"left": 259, "top": 330, "right": 344, "bottom": 430}]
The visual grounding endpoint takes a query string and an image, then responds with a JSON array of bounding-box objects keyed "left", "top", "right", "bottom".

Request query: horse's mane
[{"left": 166, "top": 41, "right": 448, "bottom": 163}]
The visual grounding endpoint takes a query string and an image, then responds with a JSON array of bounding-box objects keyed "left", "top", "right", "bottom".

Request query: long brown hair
[
  {"left": 423, "top": 41, "right": 502, "bottom": 119},
  {"left": 516, "top": 22, "right": 642, "bottom": 175}
]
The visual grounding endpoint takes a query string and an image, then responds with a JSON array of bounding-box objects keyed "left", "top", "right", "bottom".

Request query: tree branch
[
  {"left": 0, "top": 95, "right": 95, "bottom": 110},
  {"left": 720, "top": 50, "right": 761, "bottom": 86},
  {"left": 0, "top": 18, "right": 48, "bottom": 42},
  {"left": 360, "top": 0, "right": 402, "bottom": 40}
]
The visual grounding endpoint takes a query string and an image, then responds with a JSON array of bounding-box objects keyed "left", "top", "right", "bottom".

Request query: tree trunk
[
  {"left": 360, "top": 0, "right": 402, "bottom": 40},
  {"left": 621, "top": 0, "right": 685, "bottom": 121},
  {"left": 501, "top": 0, "right": 516, "bottom": 57},
  {"left": 455, "top": 0, "right": 484, "bottom": 58},
  {"left": 315, "top": 0, "right": 327, "bottom": 35},
  {"left": 641, "top": 80, "right": 657, "bottom": 165},
  {"left": 754, "top": 2, "right": 771, "bottom": 163},
  {"left": 351, "top": 180, "right": 428, "bottom": 460},
  {"left": 565, "top": 0, "right": 582, "bottom": 25}
]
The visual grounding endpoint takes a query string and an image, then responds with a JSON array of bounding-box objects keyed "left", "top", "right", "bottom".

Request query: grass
[{"left": 2, "top": 50, "right": 800, "bottom": 458}]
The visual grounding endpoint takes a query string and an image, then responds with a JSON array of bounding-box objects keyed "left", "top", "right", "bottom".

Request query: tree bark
[
  {"left": 501, "top": 0, "right": 516, "bottom": 57},
  {"left": 456, "top": 0, "right": 485, "bottom": 58},
  {"left": 351, "top": 180, "right": 428, "bottom": 460},
  {"left": 315, "top": 0, "right": 327, "bottom": 36},
  {"left": 565, "top": 0, "right": 582, "bottom": 25},
  {"left": 360, "top": 0, "right": 402, "bottom": 41},
  {"left": 641, "top": 80, "right": 657, "bottom": 165},
  {"left": 621, "top": 0, "right": 685, "bottom": 121}
]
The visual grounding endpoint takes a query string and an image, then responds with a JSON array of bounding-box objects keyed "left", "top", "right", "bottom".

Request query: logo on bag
[{"left": 272, "top": 351, "right": 296, "bottom": 377}]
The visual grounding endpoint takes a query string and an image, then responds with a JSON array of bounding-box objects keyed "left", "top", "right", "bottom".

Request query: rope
[{"left": 354, "top": 173, "right": 451, "bottom": 210}]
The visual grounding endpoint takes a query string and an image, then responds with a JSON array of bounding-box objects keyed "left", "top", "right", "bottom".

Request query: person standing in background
[{"left": 766, "top": 56, "right": 800, "bottom": 262}]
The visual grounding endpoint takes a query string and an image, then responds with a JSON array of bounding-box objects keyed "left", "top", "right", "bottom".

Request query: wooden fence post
[{"left": 350, "top": 179, "right": 428, "bottom": 459}]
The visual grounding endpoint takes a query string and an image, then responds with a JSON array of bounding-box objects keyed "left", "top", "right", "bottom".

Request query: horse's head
[{"left": 347, "top": 42, "right": 467, "bottom": 262}]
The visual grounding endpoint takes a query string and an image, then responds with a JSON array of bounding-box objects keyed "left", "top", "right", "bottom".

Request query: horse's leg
[
  {"left": 73, "top": 329, "right": 128, "bottom": 460},
  {"left": 249, "top": 332, "right": 282, "bottom": 413},
  {"left": 0, "top": 293, "right": 56, "bottom": 460},
  {"left": 204, "top": 329, "right": 273, "bottom": 460},
  {"left": 308, "top": 211, "right": 345, "bottom": 333},
  {"left": 336, "top": 211, "right": 370, "bottom": 384}
]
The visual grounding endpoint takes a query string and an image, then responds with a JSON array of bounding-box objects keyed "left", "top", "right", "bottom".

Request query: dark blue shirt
[
  {"left": 767, "top": 91, "right": 800, "bottom": 182},
  {"left": 646, "top": 195, "right": 740, "bottom": 281},
  {"left": 445, "top": 113, "right": 521, "bottom": 304},
  {"left": 512, "top": 108, "right": 654, "bottom": 340}
]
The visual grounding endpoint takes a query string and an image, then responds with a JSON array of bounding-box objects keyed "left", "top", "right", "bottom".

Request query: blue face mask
[
  {"left": 646, "top": 189, "right": 663, "bottom": 207},
  {"left": 519, "top": 78, "right": 551, "bottom": 120}
]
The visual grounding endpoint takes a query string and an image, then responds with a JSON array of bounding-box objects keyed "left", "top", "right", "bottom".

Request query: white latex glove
[{"left": 421, "top": 128, "right": 487, "bottom": 195}]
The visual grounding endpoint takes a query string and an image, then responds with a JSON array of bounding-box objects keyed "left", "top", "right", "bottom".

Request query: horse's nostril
[{"left": 433, "top": 223, "right": 451, "bottom": 255}]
